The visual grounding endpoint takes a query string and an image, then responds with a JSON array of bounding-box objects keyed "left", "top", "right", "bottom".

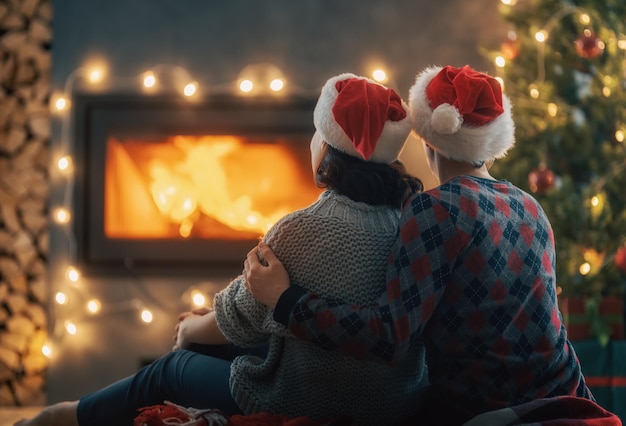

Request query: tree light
[
  {"left": 535, "top": 31, "right": 548, "bottom": 43},
  {"left": 57, "top": 155, "right": 72, "bottom": 172},
  {"left": 579, "top": 262, "right": 591, "bottom": 275},
  {"left": 616, "top": 130, "right": 624, "bottom": 143},
  {"left": 494, "top": 55, "right": 506, "bottom": 68}
]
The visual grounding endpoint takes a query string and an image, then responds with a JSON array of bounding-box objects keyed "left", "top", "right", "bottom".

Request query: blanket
[
  {"left": 462, "top": 396, "right": 622, "bottom": 426},
  {"left": 134, "top": 401, "right": 353, "bottom": 426}
]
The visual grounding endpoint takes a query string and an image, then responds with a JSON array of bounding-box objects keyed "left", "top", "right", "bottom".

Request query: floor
[{"left": 0, "top": 407, "right": 42, "bottom": 426}]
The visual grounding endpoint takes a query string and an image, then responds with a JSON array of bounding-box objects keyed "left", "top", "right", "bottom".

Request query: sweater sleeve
[
  {"left": 213, "top": 275, "right": 272, "bottom": 347},
  {"left": 277, "top": 193, "right": 464, "bottom": 364}
]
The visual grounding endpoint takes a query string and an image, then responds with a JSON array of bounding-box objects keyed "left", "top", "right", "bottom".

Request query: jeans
[{"left": 77, "top": 344, "right": 267, "bottom": 426}]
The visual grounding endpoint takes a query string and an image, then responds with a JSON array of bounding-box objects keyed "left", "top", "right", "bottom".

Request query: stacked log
[{"left": 0, "top": 0, "right": 51, "bottom": 406}]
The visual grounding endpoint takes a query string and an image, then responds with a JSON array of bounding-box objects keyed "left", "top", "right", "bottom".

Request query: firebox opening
[
  {"left": 73, "top": 94, "right": 318, "bottom": 274},
  {"left": 105, "top": 134, "right": 321, "bottom": 241}
]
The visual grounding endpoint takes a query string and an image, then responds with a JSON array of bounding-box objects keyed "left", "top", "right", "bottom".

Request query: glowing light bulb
[
  {"left": 57, "top": 156, "right": 72, "bottom": 171},
  {"left": 500, "top": 0, "right": 518, "bottom": 5},
  {"left": 372, "top": 69, "right": 387, "bottom": 82},
  {"left": 143, "top": 71, "right": 156, "bottom": 88},
  {"left": 547, "top": 103, "right": 558, "bottom": 117},
  {"left": 87, "top": 68, "right": 104, "bottom": 84},
  {"left": 54, "top": 97, "right": 68, "bottom": 111},
  {"left": 239, "top": 80, "right": 253, "bottom": 93},
  {"left": 66, "top": 266, "right": 80, "bottom": 282},
  {"left": 55, "top": 292, "right": 68, "bottom": 305},
  {"left": 535, "top": 31, "right": 547, "bottom": 43},
  {"left": 579, "top": 262, "right": 591, "bottom": 275},
  {"left": 87, "top": 299, "right": 102, "bottom": 314},
  {"left": 65, "top": 321, "right": 77, "bottom": 335},
  {"left": 42, "top": 344, "right": 52, "bottom": 358},
  {"left": 53, "top": 208, "right": 71, "bottom": 224},
  {"left": 183, "top": 82, "right": 197, "bottom": 97},
  {"left": 191, "top": 291, "right": 206, "bottom": 307},
  {"left": 602, "top": 87, "right": 611, "bottom": 97},
  {"left": 616, "top": 130, "right": 624, "bottom": 143},
  {"left": 141, "top": 309, "right": 153, "bottom": 323},
  {"left": 579, "top": 14, "right": 590, "bottom": 25},
  {"left": 618, "top": 39, "right": 626, "bottom": 50},
  {"left": 269, "top": 78, "right": 284, "bottom": 92},
  {"left": 494, "top": 56, "right": 506, "bottom": 68}
]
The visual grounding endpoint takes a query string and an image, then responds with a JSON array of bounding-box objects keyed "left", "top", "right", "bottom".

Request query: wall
[{"left": 43, "top": 0, "right": 508, "bottom": 404}]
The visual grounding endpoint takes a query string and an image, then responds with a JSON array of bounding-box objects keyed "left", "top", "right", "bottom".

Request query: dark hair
[{"left": 315, "top": 146, "right": 423, "bottom": 208}]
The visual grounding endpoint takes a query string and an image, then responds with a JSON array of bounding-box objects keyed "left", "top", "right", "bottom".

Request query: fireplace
[{"left": 72, "top": 94, "right": 321, "bottom": 274}]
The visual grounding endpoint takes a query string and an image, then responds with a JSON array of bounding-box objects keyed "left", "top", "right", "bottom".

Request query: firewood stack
[{"left": 0, "top": 0, "right": 51, "bottom": 407}]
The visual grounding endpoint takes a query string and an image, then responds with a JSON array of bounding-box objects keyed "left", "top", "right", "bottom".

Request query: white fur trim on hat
[
  {"left": 408, "top": 66, "right": 515, "bottom": 165},
  {"left": 313, "top": 73, "right": 411, "bottom": 163}
]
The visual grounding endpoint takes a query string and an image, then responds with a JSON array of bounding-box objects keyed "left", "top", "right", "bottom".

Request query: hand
[
  {"left": 243, "top": 241, "right": 290, "bottom": 308},
  {"left": 172, "top": 307, "right": 212, "bottom": 351}
]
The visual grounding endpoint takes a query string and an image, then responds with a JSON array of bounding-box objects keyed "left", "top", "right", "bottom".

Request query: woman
[
  {"left": 16, "top": 73, "right": 427, "bottom": 426},
  {"left": 243, "top": 65, "right": 597, "bottom": 425}
]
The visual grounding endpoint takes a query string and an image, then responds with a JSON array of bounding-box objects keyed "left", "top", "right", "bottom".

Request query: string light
[
  {"left": 183, "top": 81, "right": 198, "bottom": 97},
  {"left": 269, "top": 78, "right": 284, "bottom": 92},
  {"left": 49, "top": 59, "right": 398, "bottom": 350},
  {"left": 55, "top": 291, "right": 68, "bottom": 305},
  {"left": 53, "top": 207, "right": 71, "bottom": 224},
  {"left": 371, "top": 69, "right": 387, "bottom": 83},
  {"left": 239, "top": 79, "right": 253, "bottom": 93},
  {"left": 494, "top": 55, "right": 506, "bottom": 68},
  {"left": 41, "top": 344, "right": 53, "bottom": 358},
  {"left": 86, "top": 299, "right": 102, "bottom": 314},
  {"left": 140, "top": 309, "right": 154, "bottom": 323}
]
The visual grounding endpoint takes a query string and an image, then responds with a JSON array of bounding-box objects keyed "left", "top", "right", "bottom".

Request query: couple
[{"left": 16, "top": 65, "right": 602, "bottom": 426}]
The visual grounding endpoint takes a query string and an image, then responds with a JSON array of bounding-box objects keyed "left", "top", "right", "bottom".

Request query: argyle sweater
[
  {"left": 275, "top": 176, "right": 593, "bottom": 420},
  {"left": 214, "top": 190, "right": 428, "bottom": 425}
]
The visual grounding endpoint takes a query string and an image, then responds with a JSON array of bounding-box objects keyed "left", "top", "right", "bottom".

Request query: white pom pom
[{"left": 431, "top": 104, "right": 462, "bottom": 134}]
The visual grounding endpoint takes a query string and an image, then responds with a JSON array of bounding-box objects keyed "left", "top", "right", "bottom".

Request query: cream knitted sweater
[{"left": 214, "top": 190, "right": 428, "bottom": 425}]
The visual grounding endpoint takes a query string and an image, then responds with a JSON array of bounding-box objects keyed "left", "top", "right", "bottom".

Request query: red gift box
[{"left": 559, "top": 296, "right": 624, "bottom": 341}]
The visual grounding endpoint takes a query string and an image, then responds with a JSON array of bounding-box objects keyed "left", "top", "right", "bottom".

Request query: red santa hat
[
  {"left": 313, "top": 73, "right": 411, "bottom": 163},
  {"left": 408, "top": 65, "right": 515, "bottom": 165}
]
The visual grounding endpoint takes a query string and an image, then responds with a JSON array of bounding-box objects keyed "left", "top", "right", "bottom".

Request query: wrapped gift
[
  {"left": 572, "top": 340, "right": 626, "bottom": 423},
  {"left": 559, "top": 296, "right": 624, "bottom": 341},
  {"left": 611, "top": 340, "right": 626, "bottom": 422}
]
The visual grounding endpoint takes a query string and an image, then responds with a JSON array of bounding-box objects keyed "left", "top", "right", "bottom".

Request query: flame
[{"left": 105, "top": 134, "right": 319, "bottom": 240}]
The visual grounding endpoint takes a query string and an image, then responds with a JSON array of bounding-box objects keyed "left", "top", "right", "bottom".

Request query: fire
[{"left": 105, "top": 134, "right": 320, "bottom": 240}]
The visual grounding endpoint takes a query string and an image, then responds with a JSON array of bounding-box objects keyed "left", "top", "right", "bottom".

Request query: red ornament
[
  {"left": 574, "top": 30, "right": 604, "bottom": 59},
  {"left": 501, "top": 38, "right": 520, "bottom": 60},
  {"left": 528, "top": 164, "right": 555, "bottom": 194},
  {"left": 616, "top": 247, "right": 626, "bottom": 274}
]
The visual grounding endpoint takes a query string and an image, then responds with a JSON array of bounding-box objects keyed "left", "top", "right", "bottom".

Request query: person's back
[
  {"left": 395, "top": 175, "right": 591, "bottom": 420},
  {"left": 219, "top": 190, "right": 427, "bottom": 425},
  {"left": 214, "top": 73, "right": 428, "bottom": 425}
]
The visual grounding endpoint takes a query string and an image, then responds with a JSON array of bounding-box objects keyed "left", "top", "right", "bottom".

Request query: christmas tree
[{"left": 488, "top": 0, "right": 626, "bottom": 306}]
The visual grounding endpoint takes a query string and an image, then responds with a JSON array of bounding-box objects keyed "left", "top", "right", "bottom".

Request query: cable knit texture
[{"left": 213, "top": 190, "right": 428, "bottom": 425}]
